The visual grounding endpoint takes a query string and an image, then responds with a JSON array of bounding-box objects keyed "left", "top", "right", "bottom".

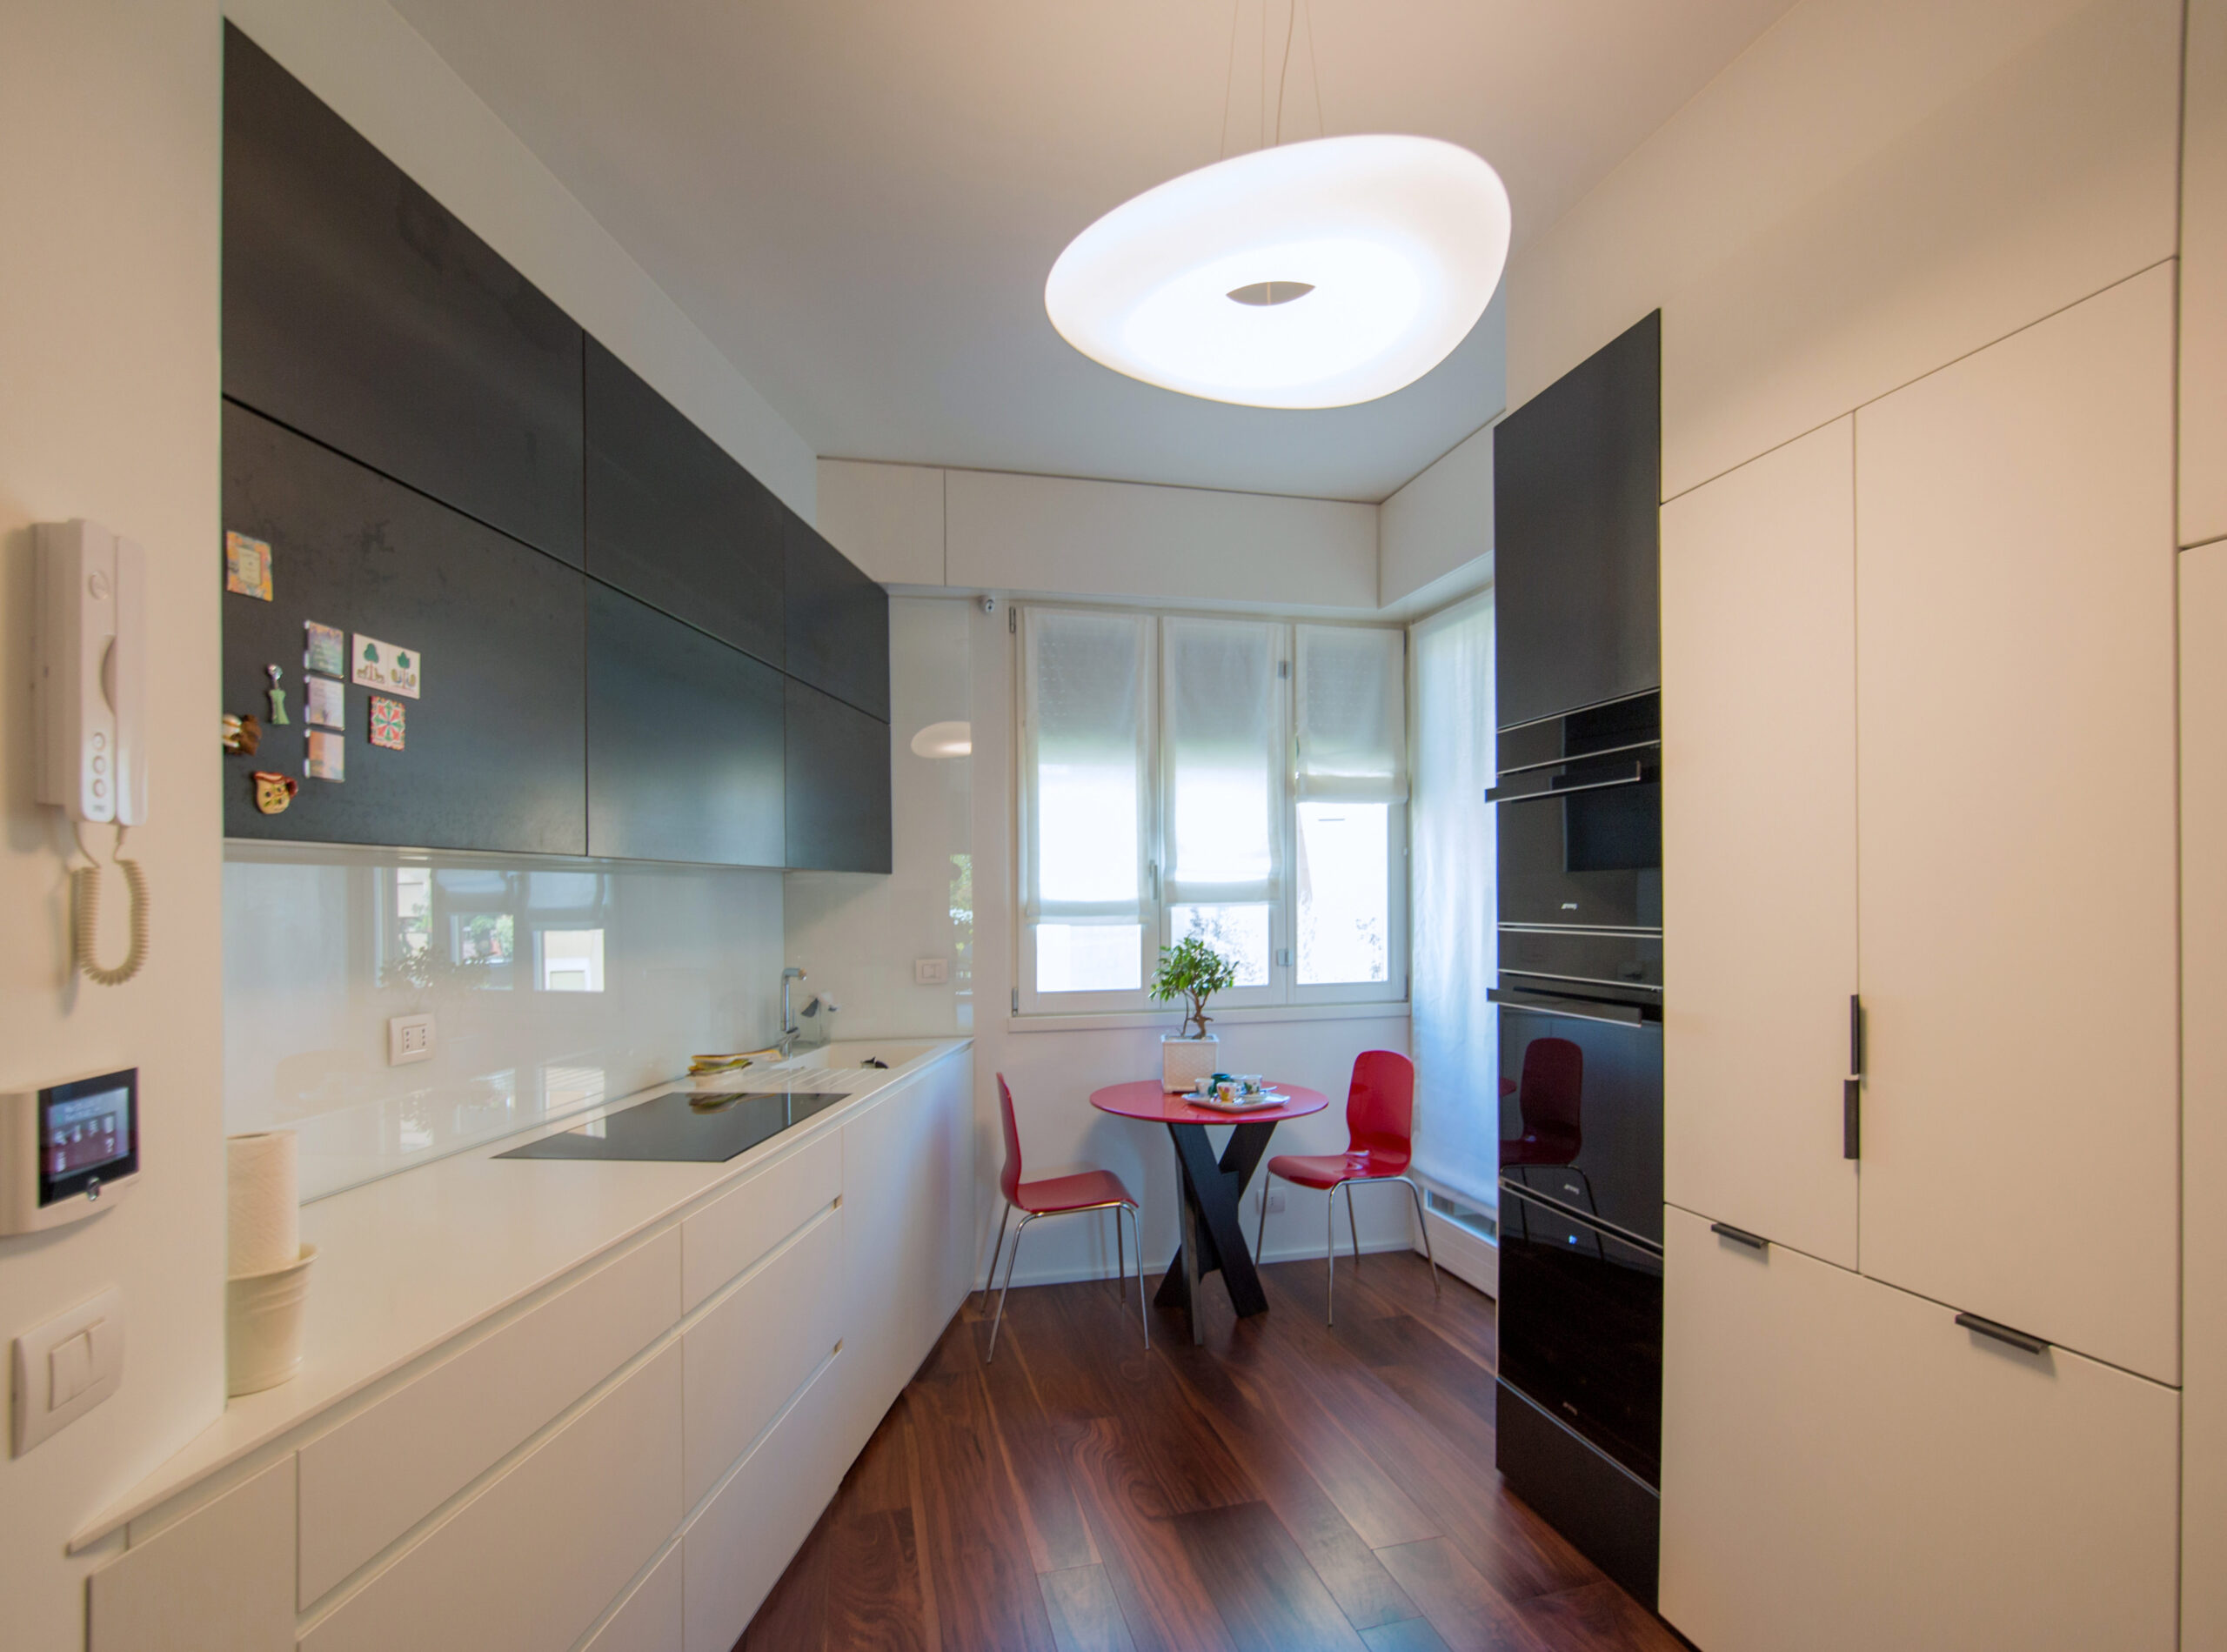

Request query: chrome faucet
[{"left": 779, "top": 966, "right": 806, "bottom": 1055}]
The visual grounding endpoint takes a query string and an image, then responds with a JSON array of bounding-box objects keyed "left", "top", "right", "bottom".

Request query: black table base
[{"left": 1155, "top": 1120, "right": 1281, "bottom": 1344}]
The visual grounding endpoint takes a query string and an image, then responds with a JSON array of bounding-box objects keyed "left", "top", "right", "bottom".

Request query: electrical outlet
[
  {"left": 1267, "top": 1190, "right": 1287, "bottom": 1214},
  {"left": 913, "top": 957, "right": 949, "bottom": 986},
  {"left": 387, "top": 1013, "right": 435, "bottom": 1066}
]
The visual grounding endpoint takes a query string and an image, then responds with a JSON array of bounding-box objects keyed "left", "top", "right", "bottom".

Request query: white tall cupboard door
[
  {"left": 2182, "top": 541, "right": 2227, "bottom": 1649},
  {"left": 1660, "top": 1206, "right": 2181, "bottom": 1652},
  {"left": 1659, "top": 1207, "right": 1872, "bottom": 1652},
  {"left": 2184, "top": 0, "right": 2227, "bottom": 548},
  {"left": 1662, "top": 419, "right": 1859, "bottom": 1265},
  {"left": 1853, "top": 267, "right": 2180, "bottom": 1381}
]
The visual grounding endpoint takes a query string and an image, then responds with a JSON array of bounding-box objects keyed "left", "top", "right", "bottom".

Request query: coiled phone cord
[{"left": 71, "top": 821, "right": 149, "bottom": 986}]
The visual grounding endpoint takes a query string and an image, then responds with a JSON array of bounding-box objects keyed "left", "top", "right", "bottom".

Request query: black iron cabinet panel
[
  {"left": 785, "top": 679, "right": 893, "bottom": 873},
  {"left": 585, "top": 585, "right": 786, "bottom": 867},
  {"left": 221, "top": 403, "right": 588, "bottom": 853},
  {"left": 782, "top": 508, "right": 890, "bottom": 721},
  {"left": 1493, "top": 311, "right": 1662, "bottom": 730},
  {"left": 583, "top": 337, "right": 786, "bottom": 670},
  {"left": 222, "top": 23, "right": 585, "bottom": 565}
]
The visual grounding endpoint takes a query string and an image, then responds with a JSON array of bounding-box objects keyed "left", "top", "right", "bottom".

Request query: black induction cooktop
[{"left": 494, "top": 1088, "right": 852, "bottom": 1163}]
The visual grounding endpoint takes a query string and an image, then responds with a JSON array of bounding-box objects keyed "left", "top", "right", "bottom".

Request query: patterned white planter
[{"left": 1161, "top": 1033, "right": 1221, "bottom": 1094}]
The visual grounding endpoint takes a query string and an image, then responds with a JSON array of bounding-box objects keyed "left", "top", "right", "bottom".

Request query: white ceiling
[{"left": 391, "top": 0, "right": 1794, "bottom": 502}]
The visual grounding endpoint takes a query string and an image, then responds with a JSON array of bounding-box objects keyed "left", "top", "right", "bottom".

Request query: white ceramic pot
[
  {"left": 226, "top": 1242, "right": 317, "bottom": 1396},
  {"left": 1161, "top": 1033, "right": 1221, "bottom": 1094}
]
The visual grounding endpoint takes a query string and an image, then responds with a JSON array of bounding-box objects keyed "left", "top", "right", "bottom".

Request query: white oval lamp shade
[
  {"left": 1046, "top": 134, "right": 1510, "bottom": 410},
  {"left": 908, "top": 720, "right": 973, "bottom": 759}
]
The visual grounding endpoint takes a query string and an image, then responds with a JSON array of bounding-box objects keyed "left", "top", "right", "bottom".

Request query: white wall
[
  {"left": 0, "top": 4, "right": 226, "bottom": 1647},
  {"left": 224, "top": 0, "right": 818, "bottom": 523},
  {"left": 1506, "top": 0, "right": 2182, "bottom": 502},
  {"left": 817, "top": 460, "right": 1381, "bottom": 612},
  {"left": 1378, "top": 424, "right": 1494, "bottom": 611}
]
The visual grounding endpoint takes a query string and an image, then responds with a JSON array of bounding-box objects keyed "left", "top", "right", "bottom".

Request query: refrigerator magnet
[
  {"left": 225, "top": 532, "right": 273, "bottom": 601},
  {"left": 304, "top": 729, "right": 344, "bottom": 783},
  {"left": 371, "top": 696, "right": 405, "bottom": 751},
  {"left": 351, "top": 635, "right": 420, "bottom": 699},
  {"left": 304, "top": 621, "right": 345, "bottom": 678},
  {"left": 305, "top": 677, "right": 344, "bottom": 730}
]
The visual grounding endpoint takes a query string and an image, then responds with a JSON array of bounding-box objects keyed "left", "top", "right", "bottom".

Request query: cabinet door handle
[
  {"left": 1849, "top": 993, "right": 1864, "bottom": 1077},
  {"left": 1955, "top": 1312, "right": 2050, "bottom": 1355},
  {"left": 1843, "top": 1078, "right": 1861, "bottom": 1160},
  {"left": 1709, "top": 1221, "right": 1769, "bottom": 1251}
]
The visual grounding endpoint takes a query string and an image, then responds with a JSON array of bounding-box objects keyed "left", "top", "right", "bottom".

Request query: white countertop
[{"left": 72, "top": 1038, "right": 972, "bottom": 1551}]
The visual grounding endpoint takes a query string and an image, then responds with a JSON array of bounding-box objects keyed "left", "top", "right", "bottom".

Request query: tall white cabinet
[{"left": 1660, "top": 270, "right": 2183, "bottom": 1647}]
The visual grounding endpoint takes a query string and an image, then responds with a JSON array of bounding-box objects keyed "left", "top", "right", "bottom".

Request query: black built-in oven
[{"left": 1491, "top": 689, "right": 1662, "bottom": 1018}]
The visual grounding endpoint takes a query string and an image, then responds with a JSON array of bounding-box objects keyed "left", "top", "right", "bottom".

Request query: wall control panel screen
[{"left": 41, "top": 1069, "right": 136, "bottom": 1205}]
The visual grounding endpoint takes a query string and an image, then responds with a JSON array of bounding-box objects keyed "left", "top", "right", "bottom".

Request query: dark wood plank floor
[{"left": 739, "top": 1250, "right": 1687, "bottom": 1652}]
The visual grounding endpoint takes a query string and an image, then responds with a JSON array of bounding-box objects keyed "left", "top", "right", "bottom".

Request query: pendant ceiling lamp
[{"left": 1044, "top": 5, "right": 1509, "bottom": 410}]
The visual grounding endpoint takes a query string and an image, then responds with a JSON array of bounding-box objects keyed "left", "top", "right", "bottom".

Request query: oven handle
[
  {"left": 1485, "top": 760, "right": 1651, "bottom": 805},
  {"left": 1488, "top": 985, "right": 1654, "bottom": 1027}
]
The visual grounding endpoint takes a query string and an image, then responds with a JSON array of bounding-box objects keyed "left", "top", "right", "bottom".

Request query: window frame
[{"left": 1014, "top": 602, "right": 1408, "bottom": 1020}]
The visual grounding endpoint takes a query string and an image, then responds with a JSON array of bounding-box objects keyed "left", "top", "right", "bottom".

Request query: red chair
[
  {"left": 1258, "top": 1050, "right": 1439, "bottom": 1324},
  {"left": 982, "top": 1073, "right": 1147, "bottom": 1361},
  {"left": 1498, "top": 1037, "right": 1597, "bottom": 1218}
]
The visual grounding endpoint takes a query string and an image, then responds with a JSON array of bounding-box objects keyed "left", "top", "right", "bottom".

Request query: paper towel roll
[{"left": 227, "top": 1131, "right": 299, "bottom": 1277}]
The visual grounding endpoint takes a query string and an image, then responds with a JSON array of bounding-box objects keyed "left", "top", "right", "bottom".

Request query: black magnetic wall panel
[
  {"left": 223, "top": 23, "right": 585, "bottom": 565},
  {"left": 586, "top": 584, "right": 786, "bottom": 867},
  {"left": 784, "top": 679, "right": 893, "bottom": 873},
  {"left": 584, "top": 337, "right": 786, "bottom": 669},
  {"left": 1493, "top": 311, "right": 1661, "bottom": 729},
  {"left": 783, "top": 507, "right": 890, "bottom": 721},
  {"left": 221, "top": 402, "right": 588, "bottom": 853}
]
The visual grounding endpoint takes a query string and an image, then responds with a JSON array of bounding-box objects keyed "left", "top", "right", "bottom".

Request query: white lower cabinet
[
  {"left": 683, "top": 1201, "right": 844, "bottom": 1508},
  {"left": 682, "top": 1347, "right": 849, "bottom": 1652},
  {"left": 1660, "top": 1206, "right": 2178, "bottom": 1652},
  {"left": 302, "top": 1342, "right": 684, "bottom": 1652},
  {"left": 89, "top": 1457, "right": 297, "bottom": 1652},
  {"left": 839, "top": 1056, "right": 973, "bottom": 1442},
  {"left": 582, "top": 1542, "right": 684, "bottom": 1652}
]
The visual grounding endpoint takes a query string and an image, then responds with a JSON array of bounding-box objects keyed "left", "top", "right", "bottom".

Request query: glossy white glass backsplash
[{"left": 224, "top": 846, "right": 784, "bottom": 1199}]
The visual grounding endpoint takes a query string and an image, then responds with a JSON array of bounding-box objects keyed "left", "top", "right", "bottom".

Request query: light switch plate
[
  {"left": 387, "top": 1013, "right": 435, "bottom": 1066},
  {"left": 12, "top": 1286, "right": 123, "bottom": 1456},
  {"left": 913, "top": 958, "right": 949, "bottom": 986}
]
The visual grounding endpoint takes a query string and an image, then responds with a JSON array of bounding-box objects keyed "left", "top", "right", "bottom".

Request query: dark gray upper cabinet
[
  {"left": 221, "top": 403, "right": 588, "bottom": 854},
  {"left": 785, "top": 680, "right": 893, "bottom": 873},
  {"left": 222, "top": 23, "right": 585, "bottom": 565},
  {"left": 584, "top": 337, "right": 786, "bottom": 669},
  {"left": 1493, "top": 311, "right": 1662, "bottom": 730},
  {"left": 586, "top": 584, "right": 786, "bottom": 867},
  {"left": 783, "top": 508, "right": 890, "bottom": 721}
]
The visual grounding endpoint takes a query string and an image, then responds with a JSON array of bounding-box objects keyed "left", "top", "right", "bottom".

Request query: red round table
[{"left": 1088, "top": 1080, "right": 1329, "bottom": 1344}]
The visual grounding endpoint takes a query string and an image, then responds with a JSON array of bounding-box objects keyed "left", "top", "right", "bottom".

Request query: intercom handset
[{"left": 32, "top": 520, "right": 150, "bottom": 985}]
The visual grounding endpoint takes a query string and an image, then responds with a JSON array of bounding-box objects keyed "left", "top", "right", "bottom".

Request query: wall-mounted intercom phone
[{"left": 32, "top": 519, "right": 150, "bottom": 985}]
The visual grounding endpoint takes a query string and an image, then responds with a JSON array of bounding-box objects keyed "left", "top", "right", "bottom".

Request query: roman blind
[{"left": 1295, "top": 625, "right": 1408, "bottom": 802}]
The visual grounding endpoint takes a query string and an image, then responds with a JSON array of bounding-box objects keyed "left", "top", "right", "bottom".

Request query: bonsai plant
[{"left": 1151, "top": 935, "right": 1237, "bottom": 1092}]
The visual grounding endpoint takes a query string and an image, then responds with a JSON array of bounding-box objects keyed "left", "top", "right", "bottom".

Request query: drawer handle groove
[
  {"left": 1709, "top": 1221, "right": 1769, "bottom": 1251},
  {"left": 1954, "top": 1312, "right": 2049, "bottom": 1355}
]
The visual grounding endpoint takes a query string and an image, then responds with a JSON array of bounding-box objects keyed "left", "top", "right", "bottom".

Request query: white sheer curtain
[
  {"left": 1408, "top": 592, "right": 1499, "bottom": 1208},
  {"left": 1161, "top": 617, "right": 1282, "bottom": 987},
  {"left": 1021, "top": 609, "right": 1153, "bottom": 995}
]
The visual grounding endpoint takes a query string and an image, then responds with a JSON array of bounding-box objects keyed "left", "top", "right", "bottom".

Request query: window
[{"left": 1019, "top": 606, "right": 1406, "bottom": 1015}]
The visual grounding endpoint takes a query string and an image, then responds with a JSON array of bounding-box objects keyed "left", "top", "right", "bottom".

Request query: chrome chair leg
[
  {"left": 1255, "top": 1168, "right": 1272, "bottom": 1262},
  {"left": 1326, "top": 1182, "right": 1340, "bottom": 1326},
  {"left": 980, "top": 1203, "right": 1013, "bottom": 1310},
  {"left": 1124, "top": 1202, "right": 1149, "bottom": 1350},
  {"left": 1347, "top": 1179, "right": 1363, "bottom": 1267},
  {"left": 1116, "top": 1206, "right": 1126, "bottom": 1307},
  {"left": 1401, "top": 1177, "right": 1441, "bottom": 1294},
  {"left": 986, "top": 1213, "right": 1034, "bottom": 1362}
]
